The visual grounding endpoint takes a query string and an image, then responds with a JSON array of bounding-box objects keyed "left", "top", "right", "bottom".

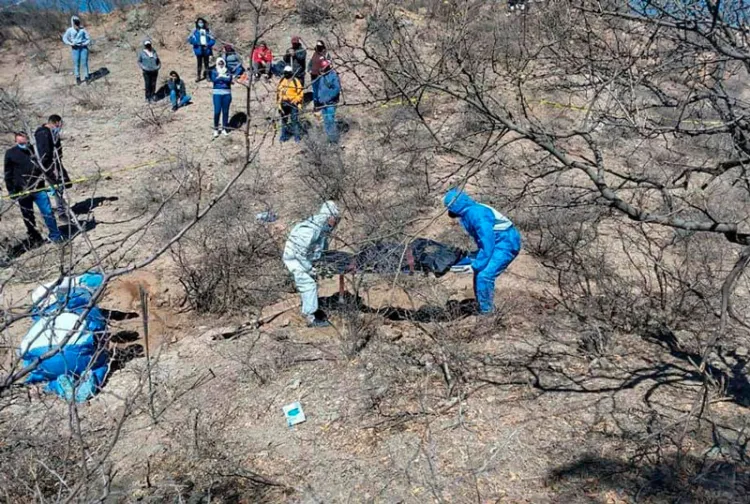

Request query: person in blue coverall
[
  {"left": 443, "top": 188, "right": 522, "bottom": 314},
  {"left": 316, "top": 60, "right": 341, "bottom": 143}
]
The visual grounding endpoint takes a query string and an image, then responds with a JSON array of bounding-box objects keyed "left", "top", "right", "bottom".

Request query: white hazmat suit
[{"left": 283, "top": 201, "right": 340, "bottom": 323}]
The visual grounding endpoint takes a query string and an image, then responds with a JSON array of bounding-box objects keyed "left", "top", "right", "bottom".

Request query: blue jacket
[
  {"left": 188, "top": 28, "right": 215, "bottom": 56},
  {"left": 224, "top": 52, "right": 245, "bottom": 76},
  {"left": 62, "top": 16, "right": 90, "bottom": 48},
  {"left": 443, "top": 189, "right": 515, "bottom": 271},
  {"left": 209, "top": 69, "right": 232, "bottom": 90},
  {"left": 168, "top": 78, "right": 187, "bottom": 97},
  {"left": 317, "top": 71, "right": 341, "bottom": 105}
]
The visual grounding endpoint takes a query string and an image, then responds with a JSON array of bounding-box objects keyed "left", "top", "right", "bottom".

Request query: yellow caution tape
[{"left": 1, "top": 158, "right": 174, "bottom": 201}]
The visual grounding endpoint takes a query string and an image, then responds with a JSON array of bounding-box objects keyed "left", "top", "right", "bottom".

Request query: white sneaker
[
  {"left": 212, "top": 130, "right": 219, "bottom": 139},
  {"left": 221, "top": 129, "right": 229, "bottom": 137},
  {"left": 520, "top": 4, "right": 525, "bottom": 10}
]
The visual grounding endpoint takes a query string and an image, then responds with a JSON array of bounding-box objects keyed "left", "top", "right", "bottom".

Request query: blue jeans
[
  {"left": 280, "top": 102, "right": 301, "bottom": 142},
  {"left": 212, "top": 93, "right": 232, "bottom": 130},
  {"left": 473, "top": 226, "right": 521, "bottom": 313},
  {"left": 321, "top": 103, "right": 338, "bottom": 142},
  {"left": 71, "top": 47, "right": 89, "bottom": 80},
  {"left": 19, "top": 191, "right": 61, "bottom": 242},
  {"left": 170, "top": 91, "right": 192, "bottom": 109},
  {"left": 311, "top": 76, "right": 321, "bottom": 107}
]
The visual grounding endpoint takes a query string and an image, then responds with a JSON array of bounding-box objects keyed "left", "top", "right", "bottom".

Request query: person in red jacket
[{"left": 251, "top": 41, "right": 273, "bottom": 79}]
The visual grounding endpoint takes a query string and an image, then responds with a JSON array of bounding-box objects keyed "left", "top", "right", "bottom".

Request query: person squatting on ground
[
  {"left": 443, "top": 188, "right": 521, "bottom": 314},
  {"left": 222, "top": 44, "right": 244, "bottom": 76},
  {"left": 4, "top": 132, "right": 62, "bottom": 245},
  {"left": 167, "top": 71, "right": 192, "bottom": 111},
  {"left": 188, "top": 17, "right": 215, "bottom": 82},
  {"left": 137, "top": 39, "right": 161, "bottom": 103},
  {"left": 34, "top": 115, "right": 71, "bottom": 221},
  {"left": 316, "top": 60, "right": 341, "bottom": 143},
  {"left": 276, "top": 66, "right": 304, "bottom": 143},
  {"left": 284, "top": 35, "right": 307, "bottom": 87},
  {"left": 210, "top": 57, "right": 233, "bottom": 138},
  {"left": 283, "top": 201, "right": 341, "bottom": 328},
  {"left": 62, "top": 16, "right": 91, "bottom": 85},
  {"left": 251, "top": 41, "right": 273, "bottom": 79},
  {"left": 309, "top": 40, "right": 331, "bottom": 109}
]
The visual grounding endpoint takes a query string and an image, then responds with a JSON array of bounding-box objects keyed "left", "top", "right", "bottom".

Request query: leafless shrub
[
  {"left": 171, "top": 189, "right": 287, "bottom": 315},
  {"left": 0, "top": 7, "right": 68, "bottom": 44},
  {"left": 224, "top": 0, "right": 242, "bottom": 24},
  {"left": 134, "top": 103, "right": 175, "bottom": 130},
  {"left": 72, "top": 85, "right": 108, "bottom": 111},
  {"left": 297, "top": 0, "right": 332, "bottom": 26}
]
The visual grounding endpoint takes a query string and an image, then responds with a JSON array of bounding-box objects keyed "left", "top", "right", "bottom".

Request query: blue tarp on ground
[{"left": 19, "top": 272, "right": 109, "bottom": 402}]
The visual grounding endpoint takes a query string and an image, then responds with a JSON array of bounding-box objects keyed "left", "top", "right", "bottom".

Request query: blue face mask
[
  {"left": 17, "top": 143, "right": 28, "bottom": 149},
  {"left": 52, "top": 127, "right": 62, "bottom": 136},
  {"left": 198, "top": 21, "right": 204, "bottom": 28}
]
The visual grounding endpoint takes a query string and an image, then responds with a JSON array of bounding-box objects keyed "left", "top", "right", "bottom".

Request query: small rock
[
  {"left": 365, "top": 362, "right": 374, "bottom": 371},
  {"left": 279, "top": 318, "right": 290, "bottom": 328},
  {"left": 736, "top": 346, "right": 749, "bottom": 358},
  {"left": 288, "top": 378, "right": 301, "bottom": 389},
  {"left": 354, "top": 12, "right": 364, "bottom": 19}
]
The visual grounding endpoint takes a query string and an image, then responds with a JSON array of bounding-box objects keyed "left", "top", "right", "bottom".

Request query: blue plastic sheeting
[
  {"left": 19, "top": 272, "right": 109, "bottom": 402},
  {"left": 6, "top": 0, "right": 140, "bottom": 14},
  {"left": 629, "top": 1, "right": 750, "bottom": 28}
]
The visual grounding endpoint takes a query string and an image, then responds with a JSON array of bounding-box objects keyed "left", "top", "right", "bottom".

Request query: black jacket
[
  {"left": 4, "top": 145, "right": 45, "bottom": 196},
  {"left": 283, "top": 47, "right": 307, "bottom": 79},
  {"left": 34, "top": 125, "right": 70, "bottom": 187}
]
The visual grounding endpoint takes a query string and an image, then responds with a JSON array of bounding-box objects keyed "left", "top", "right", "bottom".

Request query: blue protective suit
[
  {"left": 443, "top": 189, "right": 521, "bottom": 313},
  {"left": 20, "top": 272, "right": 109, "bottom": 402}
]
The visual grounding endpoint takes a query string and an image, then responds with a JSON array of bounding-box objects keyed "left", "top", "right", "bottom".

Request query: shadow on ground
[
  {"left": 319, "top": 291, "right": 479, "bottom": 323},
  {"left": 70, "top": 196, "right": 119, "bottom": 215},
  {"left": 548, "top": 454, "right": 749, "bottom": 503},
  {"left": 88, "top": 67, "right": 110, "bottom": 83}
]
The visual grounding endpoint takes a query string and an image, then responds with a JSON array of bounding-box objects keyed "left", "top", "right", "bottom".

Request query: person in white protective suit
[{"left": 283, "top": 200, "right": 341, "bottom": 327}]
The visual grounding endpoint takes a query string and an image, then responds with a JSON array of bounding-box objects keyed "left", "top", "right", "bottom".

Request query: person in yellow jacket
[{"left": 277, "top": 65, "right": 304, "bottom": 142}]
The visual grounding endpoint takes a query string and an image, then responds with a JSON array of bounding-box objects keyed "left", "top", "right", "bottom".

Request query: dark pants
[
  {"left": 196, "top": 53, "right": 210, "bottom": 79},
  {"left": 279, "top": 101, "right": 301, "bottom": 142},
  {"left": 252, "top": 61, "right": 271, "bottom": 77},
  {"left": 213, "top": 93, "right": 232, "bottom": 130},
  {"left": 18, "top": 191, "right": 61, "bottom": 242},
  {"left": 143, "top": 70, "right": 159, "bottom": 101}
]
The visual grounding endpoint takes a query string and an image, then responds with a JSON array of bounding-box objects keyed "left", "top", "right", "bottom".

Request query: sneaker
[
  {"left": 212, "top": 130, "right": 220, "bottom": 139},
  {"left": 172, "top": 105, "right": 178, "bottom": 111},
  {"left": 76, "top": 77, "right": 81, "bottom": 85},
  {"left": 308, "top": 318, "right": 332, "bottom": 328},
  {"left": 221, "top": 129, "right": 229, "bottom": 137}
]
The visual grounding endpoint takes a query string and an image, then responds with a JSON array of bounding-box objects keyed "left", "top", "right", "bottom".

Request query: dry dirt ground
[{"left": 0, "top": 2, "right": 749, "bottom": 503}]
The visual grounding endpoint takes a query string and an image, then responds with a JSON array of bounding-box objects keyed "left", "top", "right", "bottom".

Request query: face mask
[
  {"left": 17, "top": 143, "right": 28, "bottom": 149},
  {"left": 52, "top": 127, "right": 62, "bottom": 136},
  {"left": 198, "top": 22, "right": 204, "bottom": 28}
]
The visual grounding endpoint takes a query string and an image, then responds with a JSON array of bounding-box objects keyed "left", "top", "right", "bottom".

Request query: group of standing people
[
  {"left": 4, "top": 116, "right": 71, "bottom": 246},
  {"left": 61, "top": 15, "right": 342, "bottom": 142},
  {"left": 183, "top": 19, "right": 342, "bottom": 142}
]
